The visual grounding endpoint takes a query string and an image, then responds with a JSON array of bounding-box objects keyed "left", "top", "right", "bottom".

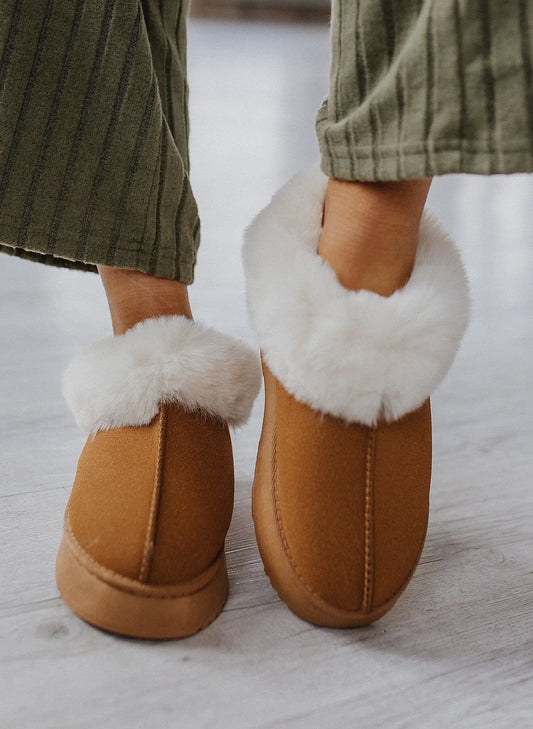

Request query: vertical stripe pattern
[
  {"left": 0, "top": 0, "right": 199, "bottom": 283},
  {"left": 0, "top": 0, "right": 55, "bottom": 208},
  {"left": 518, "top": 0, "right": 533, "bottom": 161},
  {"left": 0, "top": 0, "right": 23, "bottom": 97},
  {"left": 17, "top": 0, "right": 85, "bottom": 252},
  {"left": 478, "top": 0, "right": 496, "bottom": 172},
  {"left": 316, "top": 0, "right": 533, "bottom": 181},
  {"left": 453, "top": 0, "right": 466, "bottom": 171},
  {"left": 75, "top": 5, "right": 143, "bottom": 261},
  {"left": 423, "top": 4, "right": 435, "bottom": 177}
]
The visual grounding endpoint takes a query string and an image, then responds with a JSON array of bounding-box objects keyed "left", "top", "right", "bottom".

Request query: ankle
[
  {"left": 318, "top": 177, "right": 432, "bottom": 296},
  {"left": 98, "top": 266, "right": 193, "bottom": 335}
]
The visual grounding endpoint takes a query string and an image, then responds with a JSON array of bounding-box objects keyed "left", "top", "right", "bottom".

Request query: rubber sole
[
  {"left": 252, "top": 363, "right": 426, "bottom": 628},
  {"left": 56, "top": 527, "right": 229, "bottom": 639}
]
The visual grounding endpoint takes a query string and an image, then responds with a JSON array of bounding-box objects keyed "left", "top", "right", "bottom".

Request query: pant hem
[
  {"left": 318, "top": 137, "right": 533, "bottom": 181},
  {"left": 0, "top": 220, "right": 196, "bottom": 285}
]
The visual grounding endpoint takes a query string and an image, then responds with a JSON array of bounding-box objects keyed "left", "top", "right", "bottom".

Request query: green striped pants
[{"left": 1, "top": 1, "right": 532, "bottom": 283}]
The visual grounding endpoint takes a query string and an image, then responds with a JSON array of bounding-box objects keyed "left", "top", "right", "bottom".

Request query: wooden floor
[{"left": 2, "top": 17, "right": 533, "bottom": 729}]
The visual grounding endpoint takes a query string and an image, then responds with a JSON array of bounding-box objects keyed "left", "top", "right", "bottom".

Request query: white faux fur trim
[
  {"left": 242, "top": 166, "right": 470, "bottom": 425},
  {"left": 63, "top": 316, "right": 262, "bottom": 433}
]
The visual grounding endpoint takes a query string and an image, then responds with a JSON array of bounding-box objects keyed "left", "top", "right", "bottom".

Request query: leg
[
  {"left": 245, "top": 0, "right": 488, "bottom": 628},
  {"left": 97, "top": 1, "right": 194, "bottom": 334},
  {"left": 0, "top": 0, "right": 199, "bottom": 283},
  {"left": 316, "top": 1, "right": 433, "bottom": 297},
  {"left": 0, "top": 0, "right": 262, "bottom": 638},
  {"left": 315, "top": 0, "right": 533, "bottom": 297}
]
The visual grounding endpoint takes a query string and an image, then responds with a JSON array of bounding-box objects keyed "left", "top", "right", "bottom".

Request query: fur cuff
[
  {"left": 242, "top": 166, "right": 470, "bottom": 425},
  {"left": 63, "top": 316, "right": 262, "bottom": 433}
]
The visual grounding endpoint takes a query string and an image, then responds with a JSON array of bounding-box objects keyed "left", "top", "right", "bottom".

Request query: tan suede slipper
[
  {"left": 243, "top": 167, "right": 470, "bottom": 627},
  {"left": 56, "top": 315, "right": 261, "bottom": 639}
]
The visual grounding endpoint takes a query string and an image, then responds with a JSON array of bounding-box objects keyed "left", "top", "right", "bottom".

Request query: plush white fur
[
  {"left": 63, "top": 316, "right": 262, "bottom": 433},
  {"left": 242, "top": 165, "right": 470, "bottom": 425}
]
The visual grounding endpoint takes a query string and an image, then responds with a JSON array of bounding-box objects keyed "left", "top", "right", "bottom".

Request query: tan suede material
[
  {"left": 148, "top": 405, "right": 234, "bottom": 585},
  {"left": 371, "top": 402, "right": 432, "bottom": 609},
  {"left": 262, "top": 363, "right": 432, "bottom": 615},
  {"left": 68, "top": 414, "right": 163, "bottom": 580},
  {"left": 275, "top": 373, "right": 368, "bottom": 611},
  {"left": 67, "top": 403, "right": 234, "bottom": 586}
]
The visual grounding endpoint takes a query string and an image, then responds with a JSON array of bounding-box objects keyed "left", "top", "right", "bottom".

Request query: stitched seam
[
  {"left": 63, "top": 507, "right": 222, "bottom": 599},
  {"left": 320, "top": 137, "right": 533, "bottom": 157},
  {"left": 138, "top": 406, "right": 167, "bottom": 582},
  {"left": 0, "top": 214, "right": 183, "bottom": 253},
  {"left": 362, "top": 427, "right": 376, "bottom": 613},
  {"left": 64, "top": 509, "right": 135, "bottom": 587},
  {"left": 270, "top": 419, "right": 425, "bottom": 616}
]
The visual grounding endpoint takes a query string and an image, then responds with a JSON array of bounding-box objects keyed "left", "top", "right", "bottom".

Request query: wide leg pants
[
  {"left": 1, "top": 0, "right": 532, "bottom": 283},
  {"left": 0, "top": 0, "right": 198, "bottom": 282},
  {"left": 316, "top": 0, "right": 533, "bottom": 181}
]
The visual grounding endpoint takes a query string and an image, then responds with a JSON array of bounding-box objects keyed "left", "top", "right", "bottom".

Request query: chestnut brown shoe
[
  {"left": 243, "top": 167, "right": 470, "bottom": 627},
  {"left": 56, "top": 315, "right": 261, "bottom": 638}
]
